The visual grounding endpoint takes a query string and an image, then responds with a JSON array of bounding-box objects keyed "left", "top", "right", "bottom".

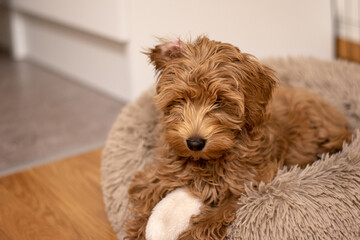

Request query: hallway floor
[
  {"left": 0, "top": 53, "right": 126, "bottom": 176},
  {"left": 0, "top": 148, "right": 118, "bottom": 240}
]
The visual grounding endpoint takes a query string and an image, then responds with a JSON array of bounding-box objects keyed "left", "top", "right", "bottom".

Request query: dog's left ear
[
  {"left": 146, "top": 40, "right": 184, "bottom": 72},
  {"left": 237, "top": 57, "right": 278, "bottom": 131}
]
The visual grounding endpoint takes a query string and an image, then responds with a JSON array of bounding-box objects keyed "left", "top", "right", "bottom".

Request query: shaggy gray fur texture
[{"left": 101, "top": 57, "right": 360, "bottom": 239}]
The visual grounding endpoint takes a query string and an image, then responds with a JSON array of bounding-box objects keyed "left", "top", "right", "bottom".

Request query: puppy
[{"left": 125, "top": 36, "right": 352, "bottom": 240}]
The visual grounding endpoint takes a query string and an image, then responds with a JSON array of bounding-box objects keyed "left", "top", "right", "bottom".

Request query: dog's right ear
[{"left": 146, "top": 40, "right": 184, "bottom": 72}]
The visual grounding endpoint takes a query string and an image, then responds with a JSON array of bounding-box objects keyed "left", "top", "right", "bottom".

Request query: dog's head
[{"left": 147, "top": 36, "right": 277, "bottom": 160}]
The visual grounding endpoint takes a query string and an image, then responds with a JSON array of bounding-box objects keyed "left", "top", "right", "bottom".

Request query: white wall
[
  {"left": 10, "top": 0, "right": 131, "bottom": 100},
  {"left": 9, "top": 0, "right": 333, "bottom": 101},
  {"left": 128, "top": 0, "right": 333, "bottom": 100},
  {"left": 24, "top": 15, "right": 131, "bottom": 100},
  {"left": 335, "top": 0, "right": 360, "bottom": 42},
  {"left": 11, "top": 0, "right": 129, "bottom": 42}
]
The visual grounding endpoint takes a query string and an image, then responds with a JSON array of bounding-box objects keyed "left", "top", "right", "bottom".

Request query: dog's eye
[
  {"left": 213, "top": 98, "right": 222, "bottom": 107},
  {"left": 166, "top": 98, "right": 185, "bottom": 109},
  {"left": 175, "top": 98, "right": 186, "bottom": 105}
]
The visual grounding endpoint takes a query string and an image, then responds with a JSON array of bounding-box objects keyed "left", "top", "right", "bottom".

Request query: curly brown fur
[{"left": 125, "top": 36, "right": 352, "bottom": 240}]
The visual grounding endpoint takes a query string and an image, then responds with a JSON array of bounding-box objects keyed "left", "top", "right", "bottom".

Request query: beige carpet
[
  {"left": 102, "top": 57, "right": 360, "bottom": 239},
  {"left": 0, "top": 54, "right": 125, "bottom": 176}
]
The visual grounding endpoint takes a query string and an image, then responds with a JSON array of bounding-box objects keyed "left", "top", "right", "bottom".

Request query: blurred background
[{"left": 0, "top": 0, "right": 359, "bottom": 176}]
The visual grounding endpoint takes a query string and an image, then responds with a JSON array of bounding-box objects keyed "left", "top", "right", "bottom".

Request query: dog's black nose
[{"left": 186, "top": 137, "right": 206, "bottom": 151}]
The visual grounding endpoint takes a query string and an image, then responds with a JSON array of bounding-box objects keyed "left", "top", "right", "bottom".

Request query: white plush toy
[{"left": 145, "top": 188, "right": 202, "bottom": 240}]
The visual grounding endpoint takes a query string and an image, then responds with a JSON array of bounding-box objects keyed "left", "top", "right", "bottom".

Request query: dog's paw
[{"left": 145, "top": 188, "right": 202, "bottom": 240}]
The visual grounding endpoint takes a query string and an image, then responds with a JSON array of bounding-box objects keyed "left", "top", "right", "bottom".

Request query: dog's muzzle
[{"left": 186, "top": 137, "right": 206, "bottom": 151}]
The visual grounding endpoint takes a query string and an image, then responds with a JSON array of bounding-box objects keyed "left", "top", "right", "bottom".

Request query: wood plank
[
  {"left": 0, "top": 149, "right": 118, "bottom": 240},
  {"left": 0, "top": 185, "right": 67, "bottom": 240},
  {"left": 336, "top": 38, "right": 360, "bottom": 63}
]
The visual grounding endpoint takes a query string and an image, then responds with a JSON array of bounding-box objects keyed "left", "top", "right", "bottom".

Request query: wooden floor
[
  {"left": 0, "top": 149, "right": 118, "bottom": 240},
  {"left": 336, "top": 38, "right": 360, "bottom": 64}
]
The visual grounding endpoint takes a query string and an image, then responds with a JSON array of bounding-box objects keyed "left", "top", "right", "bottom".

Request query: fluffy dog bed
[{"left": 101, "top": 57, "right": 360, "bottom": 239}]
